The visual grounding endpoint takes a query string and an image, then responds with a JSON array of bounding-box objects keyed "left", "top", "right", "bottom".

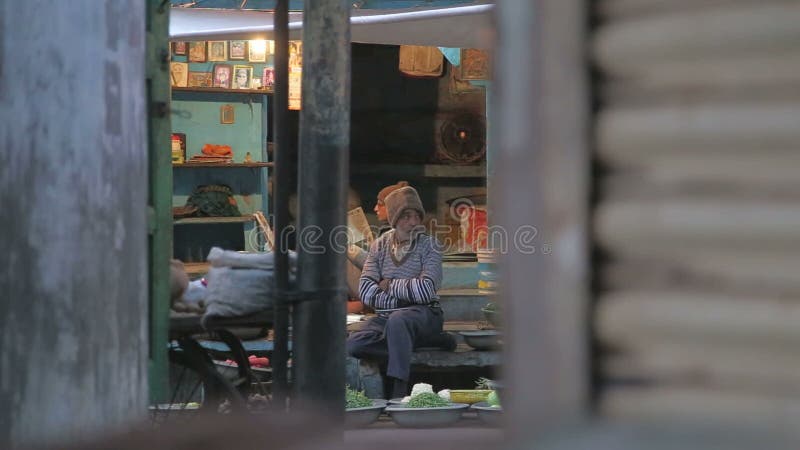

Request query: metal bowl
[
  {"left": 385, "top": 403, "right": 469, "bottom": 428},
  {"left": 459, "top": 330, "right": 502, "bottom": 350},
  {"left": 471, "top": 401, "right": 503, "bottom": 426},
  {"left": 345, "top": 399, "right": 387, "bottom": 428}
]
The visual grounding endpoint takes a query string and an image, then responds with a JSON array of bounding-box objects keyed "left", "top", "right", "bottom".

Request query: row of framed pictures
[
  {"left": 172, "top": 40, "right": 275, "bottom": 63},
  {"left": 170, "top": 62, "right": 276, "bottom": 90}
]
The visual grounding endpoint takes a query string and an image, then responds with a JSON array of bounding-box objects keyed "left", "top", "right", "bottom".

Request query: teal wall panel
[{"left": 171, "top": 98, "right": 265, "bottom": 161}]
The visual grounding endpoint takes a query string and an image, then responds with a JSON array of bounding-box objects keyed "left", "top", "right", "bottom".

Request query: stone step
[
  {"left": 439, "top": 288, "right": 493, "bottom": 322},
  {"left": 442, "top": 262, "right": 480, "bottom": 290}
]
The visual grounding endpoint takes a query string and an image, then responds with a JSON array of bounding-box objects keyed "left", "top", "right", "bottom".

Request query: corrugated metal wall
[{"left": 593, "top": 0, "right": 800, "bottom": 424}]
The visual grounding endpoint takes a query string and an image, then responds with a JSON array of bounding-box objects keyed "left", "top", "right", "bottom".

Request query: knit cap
[
  {"left": 385, "top": 186, "right": 425, "bottom": 227},
  {"left": 377, "top": 181, "right": 409, "bottom": 204}
]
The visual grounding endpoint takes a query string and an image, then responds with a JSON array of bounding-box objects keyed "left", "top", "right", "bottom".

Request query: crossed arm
[{"left": 358, "top": 238, "right": 442, "bottom": 310}]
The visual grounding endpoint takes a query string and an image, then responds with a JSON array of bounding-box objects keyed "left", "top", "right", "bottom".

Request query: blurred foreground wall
[
  {"left": 593, "top": 0, "right": 800, "bottom": 424},
  {"left": 0, "top": 1, "right": 148, "bottom": 446}
]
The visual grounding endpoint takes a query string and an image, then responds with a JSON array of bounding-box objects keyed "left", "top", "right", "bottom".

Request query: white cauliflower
[
  {"left": 437, "top": 389, "right": 451, "bottom": 401},
  {"left": 410, "top": 383, "right": 434, "bottom": 398}
]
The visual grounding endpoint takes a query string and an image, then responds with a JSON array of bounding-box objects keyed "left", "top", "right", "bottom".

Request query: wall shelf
[
  {"left": 351, "top": 163, "right": 486, "bottom": 178},
  {"left": 174, "top": 215, "right": 255, "bottom": 225},
  {"left": 184, "top": 262, "right": 210, "bottom": 276},
  {"left": 173, "top": 162, "right": 273, "bottom": 168},
  {"left": 172, "top": 87, "right": 273, "bottom": 95}
]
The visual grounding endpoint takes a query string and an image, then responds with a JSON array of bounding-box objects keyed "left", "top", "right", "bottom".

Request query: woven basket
[{"left": 449, "top": 390, "right": 493, "bottom": 404}]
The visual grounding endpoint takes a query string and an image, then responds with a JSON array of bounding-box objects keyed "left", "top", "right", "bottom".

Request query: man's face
[
  {"left": 374, "top": 199, "right": 387, "bottom": 222},
  {"left": 236, "top": 71, "right": 248, "bottom": 86},
  {"left": 394, "top": 209, "right": 422, "bottom": 240}
]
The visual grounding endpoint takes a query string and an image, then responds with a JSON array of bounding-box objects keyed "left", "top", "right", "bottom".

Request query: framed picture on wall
[
  {"left": 208, "top": 41, "right": 227, "bottom": 61},
  {"left": 188, "top": 41, "right": 207, "bottom": 62},
  {"left": 229, "top": 40, "right": 247, "bottom": 60},
  {"left": 457, "top": 48, "right": 490, "bottom": 81},
  {"left": 170, "top": 62, "right": 189, "bottom": 87},
  {"left": 232, "top": 65, "right": 253, "bottom": 89},
  {"left": 289, "top": 41, "right": 303, "bottom": 69},
  {"left": 188, "top": 71, "right": 213, "bottom": 88},
  {"left": 248, "top": 40, "right": 267, "bottom": 62},
  {"left": 261, "top": 67, "right": 275, "bottom": 89},
  {"left": 172, "top": 41, "right": 187, "bottom": 56},
  {"left": 213, "top": 64, "right": 232, "bottom": 89},
  {"left": 220, "top": 104, "right": 235, "bottom": 124}
]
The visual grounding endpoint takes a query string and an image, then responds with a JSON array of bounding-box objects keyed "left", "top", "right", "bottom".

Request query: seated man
[
  {"left": 345, "top": 181, "right": 409, "bottom": 309},
  {"left": 346, "top": 186, "right": 455, "bottom": 398}
]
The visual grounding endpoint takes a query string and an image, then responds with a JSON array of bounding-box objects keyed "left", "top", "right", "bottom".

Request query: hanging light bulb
[{"left": 250, "top": 40, "right": 268, "bottom": 56}]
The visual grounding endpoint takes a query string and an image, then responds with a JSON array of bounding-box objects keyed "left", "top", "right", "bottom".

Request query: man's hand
[{"left": 378, "top": 278, "right": 392, "bottom": 292}]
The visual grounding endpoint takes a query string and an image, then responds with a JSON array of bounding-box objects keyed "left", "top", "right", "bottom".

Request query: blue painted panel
[
  {"left": 439, "top": 47, "right": 461, "bottom": 66},
  {"left": 442, "top": 262, "right": 479, "bottom": 289},
  {"left": 172, "top": 98, "right": 264, "bottom": 161}
]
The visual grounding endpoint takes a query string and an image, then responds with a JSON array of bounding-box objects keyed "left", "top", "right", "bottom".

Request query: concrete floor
[{"left": 345, "top": 414, "right": 504, "bottom": 450}]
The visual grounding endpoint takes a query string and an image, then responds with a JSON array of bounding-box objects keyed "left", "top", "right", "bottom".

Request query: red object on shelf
[
  {"left": 249, "top": 355, "right": 270, "bottom": 368},
  {"left": 457, "top": 204, "right": 487, "bottom": 252}
]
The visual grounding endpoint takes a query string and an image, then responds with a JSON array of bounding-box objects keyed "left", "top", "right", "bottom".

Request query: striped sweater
[{"left": 358, "top": 230, "right": 443, "bottom": 310}]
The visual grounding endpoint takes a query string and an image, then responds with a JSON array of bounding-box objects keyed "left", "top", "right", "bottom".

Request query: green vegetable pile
[
  {"left": 475, "top": 377, "right": 492, "bottom": 389},
  {"left": 487, "top": 390, "right": 501, "bottom": 408},
  {"left": 345, "top": 386, "right": 373, "bottom": 409},
  {"left": 407, "top": 392, "right": 450, "bottom": 408}
]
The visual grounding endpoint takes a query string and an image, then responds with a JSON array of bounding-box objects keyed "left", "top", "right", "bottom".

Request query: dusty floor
[{"left": 344, "top": 413, "right": 504, "bottom": 449}]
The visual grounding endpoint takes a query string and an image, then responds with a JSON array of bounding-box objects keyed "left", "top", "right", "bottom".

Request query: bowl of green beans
[
  {"left": 385, "top": 393, "right": 469, "bottom": 428},
  {"left": 345, "top": 387, "right": 386, "bottom": 427}
]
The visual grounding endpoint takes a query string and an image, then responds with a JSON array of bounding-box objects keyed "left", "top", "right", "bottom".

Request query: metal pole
[
  {"left": 271, "top": 0, "right": 291, "bottom": 410},
  {"left": 293, "top": 0, "right": 351, "bottom": 418},
  {"left": 493, "top": 0, "right": 589, "bottom": 441}
]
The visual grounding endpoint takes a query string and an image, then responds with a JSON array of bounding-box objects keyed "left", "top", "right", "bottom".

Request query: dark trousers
[{"left": 346, "top": 305, "right": 443, "bottom": 381}]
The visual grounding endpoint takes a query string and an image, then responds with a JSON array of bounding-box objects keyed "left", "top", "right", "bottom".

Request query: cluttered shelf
[
  {"left": 174, "top": 215, "right": 255, "bottom": 225},
  {"left": 173, "top": 162, "right": 273, "bottom": 168},
  {"left": 184, "top": 262, "right": 210, "bottom": 276},
  {"left": 171, "top": 86, "right": 274, "bottom": 95}
]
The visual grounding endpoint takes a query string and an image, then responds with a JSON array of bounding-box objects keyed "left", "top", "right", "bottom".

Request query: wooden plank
[
  {"left": 172, "top": 86, "right": 274, "bottom": 95},
  {"left": 184, "top": 262, "right": 210, "bottom": 276},
  {"left": 174, "top": 162, "right": 273, "bottom": 168}
]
